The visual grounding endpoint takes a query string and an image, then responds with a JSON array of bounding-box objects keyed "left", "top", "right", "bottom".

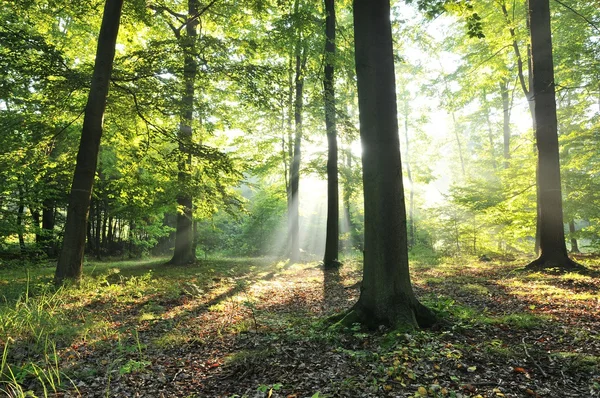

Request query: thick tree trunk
[
  {"left": 344, "top": 0, "right": 435, "bottom": 328},
  {"left": 322, "top": 0, "right": 340, "bottom": 268},
  {"left": 55, "top": 0, "right": 123, "bottom": 284},
  {"left": 170, "top": 0, "right": 199, "bottom": 265},
  {"left": 526, "top": 0, "right": 580, "bottom": 270}
]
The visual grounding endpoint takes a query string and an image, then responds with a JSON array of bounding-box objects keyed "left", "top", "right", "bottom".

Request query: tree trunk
[
  {"left": 482, "top": 88, "right": 498, "bottom": 170},
  {"left": 107, "top": 215, "right": 114, "bottom": 248},
  {"left": 87, "top": 202, "right": 94, "bottom": 253},
  {"left": 526, "top": 0, "right": 580, "bottom": 270},
  {"left": 41, "top": 198, "right": 56, "bottom": 257},
  {"left": 55, "top": 0, "right": 124, "bottom": 284},
  {"left": 501, "top": 1, "right": 540, "bottom": 253},
  {"left": 95, "top": 200, "right": 102, "bottom": 259},
  {"left": 342, "top": 147, "right": 356, "bottom": 253},
  {"left": 289, "top": 44, "right": 307, "bottom": 264},
  {"left": 170, "top": 0, "right": 199, "bottom": 265},
  {"left": 568, "top": 220, "right": 579, "bottom": 253},
  {"left": 451, "top": 112, "right": 466, "bottom": 177},
  {"left": 322, "top": 0, "right": 340, "bottom": 268},
  {"left": 31, "top": 209, "right": 41, "bottom": 244},
  {"left": 342, "top": 0, "right": 435, "bottom": 328},
  {"left": 17, "top": 187, "right": 26, "bottom": 256},
  {"left": 500, "top": 79, "right": 511, "bottom": 168},
  {"left": 403, "top": 98, "right": 415, "bottom": 247},
  {"left": 101, "top": 201, "right": 108, "bottom": 250}
]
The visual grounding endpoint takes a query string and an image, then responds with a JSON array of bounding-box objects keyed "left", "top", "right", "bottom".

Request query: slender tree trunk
[
  {"left": 101, "top": 201, "right": 108, "bottom": 249},
  {"left": 31, "top": 209, "right": 41, "bottom": 244},
  {"left": 17, "top": 187, "right": 25, "bottom": 256},
  {"left": 95, "top": 200, "right": 102, "bottom": 259},
  {"left": 482, "top": 88, "right": 498, "bottom": 170},
  {"left": 107, "top": 215, "right": 114, "bottom": 248},
  {"left": 55, "top": 0, "right": 124, "bottom": 284},
  {"left": 170, "top": 0, "right": 199, "bottom": 265},
  {"left": 87, "top": 202, "right": 94, "bottom": 253},
  {"left": 403, "top": 98, "right": 415, "bottom": 247},
  {"left": 322, "top": 0, "right": 340, "bottom": 268},
  {"left": 128, "top": 220, "right": 134, "bottom": 258},
  {"left": 526, "top": 0, "right": 580, "bottom": 270},
  {"left": 41, "top": 198, "right": 56, "bottom": 257},
  {"left": 451, "top": 113, "right": 466, "bottom": 177},
  {"left": 341, "top": 0, "right": 435, "bottom": 328},
  {"left": 289, "top": 44, "right": 307, "bottom": 264},
  {"left": 342, "top": 147, "right": 355, "bottom": 252},
  {"left": 500, "top": 79, "right": 511, "bottom": 168},
  {"left": 501, "top": 1, "right": 540, "bottom": 253},
  {"left": 568, "top": 220, "right": 579, "bottom": 253}
]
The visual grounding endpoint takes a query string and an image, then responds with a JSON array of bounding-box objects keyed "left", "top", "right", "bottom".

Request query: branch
[
  {"left": 178, "top": 0, "right": 220, "bottom": 33},
  {"left": 500, "top": 2, "right": 530, "bottom": 97},
  {"left": 552, "top": 0, "right": 600, "bottom": 34}
]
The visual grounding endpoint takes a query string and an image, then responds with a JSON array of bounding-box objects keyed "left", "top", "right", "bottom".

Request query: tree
[
  {"left": 526, "top": 0, "right": 580, "bottom": 270},
  {"left": 170, "top": 0, "right": 202, "bottom": 265},
  {"left": 54, "top": 0, "right": 124, "bottom": 284},
  {"left": 322, "top": 0, "right": 340, "bottom": 268},
  {"left": 342, "top": 0, "right": 435, "bottom": 327}
]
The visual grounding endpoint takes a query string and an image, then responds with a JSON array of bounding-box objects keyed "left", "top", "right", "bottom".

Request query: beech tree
[
  {"left": 526, "top": 0, "right": 580, "bottom": 270},
  {"left": 342, "top": 0, "right": 435, "bottom": 327},
  {"left": 55, "top": 0, "right": 124, "bottom": 284},
  {"left": 322, "top": 0, "right": 340, "bottom": 268}
]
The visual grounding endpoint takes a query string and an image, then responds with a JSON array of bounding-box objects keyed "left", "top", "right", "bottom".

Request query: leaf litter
[{"left": 2, "top": 257, "right": 599, "bottom": 397}]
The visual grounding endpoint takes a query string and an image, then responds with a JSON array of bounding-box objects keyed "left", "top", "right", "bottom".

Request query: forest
[{"left": 0, "top": 0, "right": 599, "bottom": 396}]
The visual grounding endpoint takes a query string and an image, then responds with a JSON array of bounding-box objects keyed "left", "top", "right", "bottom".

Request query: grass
[{"left": 0, "top": 254, "right": 598, "bottom": 397}]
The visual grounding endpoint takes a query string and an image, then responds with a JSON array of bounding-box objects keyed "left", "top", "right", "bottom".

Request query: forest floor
[{"left": 1, "top": 254, "right": 599, "bottom": 398}]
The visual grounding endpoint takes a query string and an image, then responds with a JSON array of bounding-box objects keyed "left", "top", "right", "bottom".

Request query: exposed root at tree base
[
  {"left": 330, "top": 301, "right": 437, "bottom": 331},
  {"left": 526, "top": 256, "right": 586, "bottom": 273},
  {"left": 322, "top": 259, "right": 342, "bottom": 269}
]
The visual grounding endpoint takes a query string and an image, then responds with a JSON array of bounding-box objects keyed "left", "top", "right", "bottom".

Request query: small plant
[
  {"left": 257, "top": 382, "right": 282, "bottom": 396},
  {"left": 118, "top": 359, "right": 151, "bottom": 375}
]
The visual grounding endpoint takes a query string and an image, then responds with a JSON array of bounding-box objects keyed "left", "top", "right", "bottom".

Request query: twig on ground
[{"left": 522, "top": 336, "right": 547, "bottom": 378}]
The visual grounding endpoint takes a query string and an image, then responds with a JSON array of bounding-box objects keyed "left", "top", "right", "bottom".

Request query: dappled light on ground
[{"left": 1, "top": 256, "right": 599, "bottom": 397}]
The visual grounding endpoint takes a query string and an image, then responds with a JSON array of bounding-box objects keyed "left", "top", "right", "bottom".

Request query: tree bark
[
  {"left": 500, "top": 79, "right": 511, "bottom": 168},
  {"left": 55, "top": 0, "right": 123, "bottom": 284},
  {"left": 170, "top": 0, "right": 199, "bottom": 265},
  {"left": 95, "top": 200, "right": 102, "bottom": 259},
  {"left": 568, "top": 220, "right": 579, "bottom": 253},
  {"left": 322, "top": 0, "right": 340, "bottom": 268},
  {"left": 17, "top": 186, "right": 25, "bottom": 256},
  {"left": 482, "top": 89, "right": 498, "bottom": 171},
  {"left": 343, "top": 0, "right": 435, "bottom": 328},
  {"left": 31, "top": 209, "right": 41, "bottom": 244},
  {"left": 402, "top": 98, "right": 415, "bottom": 247},
  {"left": 526, "top": 0, "right": 580, "bottom": 270},
  {"left": 289, "top": 42, "right": 307, "bottom": 265},
  {"left": 41, "top": 198, "right": 56, "bottom": 257}
]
